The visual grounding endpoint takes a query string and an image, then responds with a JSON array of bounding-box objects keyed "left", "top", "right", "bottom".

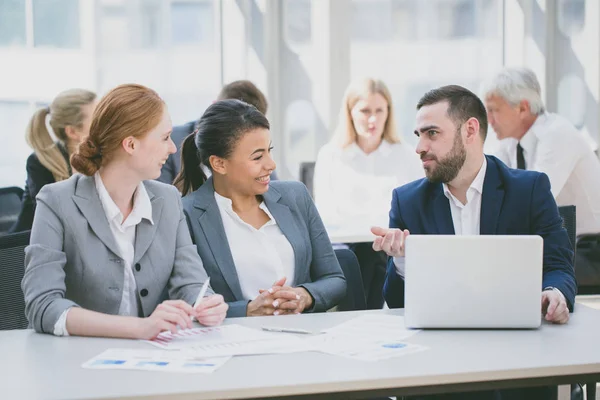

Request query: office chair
[
  {"left": 558, "top": 205, "right": 576, "bottom": 260},
  {"left": 558, "top": 206, "right": 596, "bottom": 400},
  {"left": 334, "top": 248, "right": 367, "bottom": 311},
  {"left": 299, "top": 162, "right": 316, "bottom": 199},
  {"left": 0, "top": 230, "right": 30, "bottom": 330},
  {"left": 0, "top": 186, "right": 24, "bottom": 235}
]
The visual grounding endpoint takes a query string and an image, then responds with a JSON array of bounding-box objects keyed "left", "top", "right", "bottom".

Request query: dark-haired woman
[
  {"left": 22, "top": 84, "right": 227, "bottom": 338},
  {"left": 175, "top": 99, "right": 346, "bottom": 318}
]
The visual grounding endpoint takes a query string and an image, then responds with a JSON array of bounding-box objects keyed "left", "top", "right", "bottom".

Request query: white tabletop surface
[
  {"left": 2, "top": 307, "right": 600, "bottom": 400},
  {"left": 327, "top": 225, "right": 375, "bottom": 244}
]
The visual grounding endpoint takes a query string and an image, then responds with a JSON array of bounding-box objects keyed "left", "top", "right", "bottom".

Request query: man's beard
[{"left": 421, "top": 130, "right": 467, "bottom": 183}]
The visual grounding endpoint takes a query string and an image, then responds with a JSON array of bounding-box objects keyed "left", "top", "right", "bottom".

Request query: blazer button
[
  {"left": 135, "top": 263, "right": 141, "bottom": 272},
  {"left": 140, "top": 289, "right": 148, "bottom": 297}
]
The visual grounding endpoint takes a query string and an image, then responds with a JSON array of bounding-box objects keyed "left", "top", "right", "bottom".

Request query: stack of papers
[
  {"left": 82, "top": 316, "right": 427, "bottom": 373},
  {"left": 309, "top": 315, "right": 426, "bottom": 361},
  {"left": 82, "top": 349, "right": 230, "bottom": 374},
  {"left": 144, "top": 324, "right": 273, "bottom": 350}
]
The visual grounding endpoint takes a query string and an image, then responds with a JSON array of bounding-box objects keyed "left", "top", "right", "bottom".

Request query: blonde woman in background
[
  {"left": 10, "top": 89, "right": 97, "bottom": 232},
  {"left": 313, "top": 78, "right": 423, "bottom": 309}
]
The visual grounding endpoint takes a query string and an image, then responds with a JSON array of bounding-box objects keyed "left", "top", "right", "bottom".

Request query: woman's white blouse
[
  {"left": 214, "top": 192, "right": 296, "bottom": 300},
  {"left": 314, "top": 140, "right": 424, "bottom": 231}
]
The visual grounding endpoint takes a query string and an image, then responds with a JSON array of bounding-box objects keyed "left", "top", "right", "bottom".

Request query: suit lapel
[
  {"left": 72, "top": 175, "right": 122, "bottom": 258},
  {"left": 480, "top": 156, "right": 505, "bottom": 235},
  {"left": 133, "top": 187, "right": 162, "bottom": 265},
  {"left": 263, "top": 188, "right": 304, "bottom": 281},
  {"left": 431, "top": 185, "right": 455, "bottom": 234},
  {"left": 194, "top": 179, "right": 244, "bottom": 300}
]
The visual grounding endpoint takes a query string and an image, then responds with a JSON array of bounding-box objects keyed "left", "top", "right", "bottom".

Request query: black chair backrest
[
  {"left": 558, "top": 205, "right": 576, "bottom": 264},
  {"left": 0, "top": 230, "right": 30, "bottom": 330},
  {"left": 558, "top": 205, "right": 576, "bottom": 250},
  {"left": 299, "top": 162, "right": 316, "bottom": 199},
  {"left": 0, "top": 186, "right": 24, "bottom": 235},
  {"left": 334, "top": 248, "right": 367, "bottom": 311}
]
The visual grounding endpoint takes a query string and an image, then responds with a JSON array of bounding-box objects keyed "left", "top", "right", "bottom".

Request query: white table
[
  {"left": 2, "top": 307, "right": 600, "bottom": 400},
  {"left": 327, "top": 226, "right": 375, "bottom": 244},
  {"left": 329, "top": 231, "right": 375, "bottom": 244}
]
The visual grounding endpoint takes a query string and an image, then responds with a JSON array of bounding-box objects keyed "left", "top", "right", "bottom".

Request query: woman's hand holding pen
[
  {"left": 137, "top": 300, "right": 195, "bottom": 340},
  {"left": 195, "top": 294, "right": 228, "bottom": 326},
  {"left": 136, "top": 295, "right": 227, "bottom": 339}
]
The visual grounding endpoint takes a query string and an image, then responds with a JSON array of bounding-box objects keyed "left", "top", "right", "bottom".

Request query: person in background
[
  {"left": 10, "top": 89, "right": 97, "bottom": 233},
  {"left": 483, "top": 67, "right": 600, "bottom": 289},
  {"left": 483, "top": 67, "right": 600, "bottom": 236},
  {"left": 175, "top": 99, "right": 346, "bottom": 318},
  {"left": 313, "top": 78, "right": 423, "bottom": 309},
  {"left": 158, "top": 80, "right": 278, "bottom": 184},
  {"left": 22, "top": 84, "right": 227, "bottom": 339}
]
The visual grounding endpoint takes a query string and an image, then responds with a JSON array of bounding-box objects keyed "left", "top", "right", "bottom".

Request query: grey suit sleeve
[
  {"left": 168, "top": 189, "right": 214, "bottom": 304},
  {"left": 296, "top": 184, "right": 347, "bottom": 312},
  {"left": 226, "top": 300, "right": 250, "bottom": 318},
  {"left": 22, "top": 189, "right": 80, "bottom": 334}
]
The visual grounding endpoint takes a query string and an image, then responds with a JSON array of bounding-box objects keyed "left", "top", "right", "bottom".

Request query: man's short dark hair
[
  {"left": 217, "top": 80, "right": 268, "bottom": 115},
  {"left": 416, "top": 85, "right": 488, "bottom": 140}
]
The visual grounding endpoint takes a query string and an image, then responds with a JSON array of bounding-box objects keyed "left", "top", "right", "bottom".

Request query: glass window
[
  {"left": 283, "top": 0, "right": 311, "bottom": 47},
  {"left": 0, "top": 101, "right": 32, "bottom": 188},
  {"left": 135, "top": 0, "right": 161, "bottom": 49},
  {"left": 96, "top": 0, "right": 220, "bottom": 126},
  {"left": 0, "top": 0, "right": 26, "bottom": 46},
  {"left": 391, "top": 1, "right": 417, "bottom": 41},
  {"left": 171, "top": 1, "right": 214, "bottom": 48},
  {"left": 354, "top": 0, "right": 495, "bottom": 42},
  {"left": 99, "top": 1, "right": 162, "bottom": 51},
  {"left": 32, "top": 0, "right": 81, "bottom": 48},
  {"left": 439, "top": 0, "right": 476, "bottom": 39},
  {"left": 351, "top": 0, "right": 503, "bottom": 144},
  {"left": 558, "top": 0, "right": 585, "bottom": 37},
  {"left": 558, "top": 75, "right": 586, "bottom": 129},
  {"left": 352, "top": 0, "right": 393, "bottom": 41},
  {"left": 99, "top": 5, "right": 128, "bottom": 52}
]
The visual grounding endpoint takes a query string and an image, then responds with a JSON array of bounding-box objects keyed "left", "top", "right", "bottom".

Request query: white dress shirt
[
  {"left": 214, "top": 192, "right": 296, "bottom": 301},
  {"left": 493, "top": 112, "right": 600, "bottom": 235},
  {"left": 314, "top": 140, "right": 424, "bottom": 232},
  {"left": 393, "top": 159, "right": 487, "bottom": 277},
  {"left": 53, "top": 173, "right": 153, "bottom": 336}
]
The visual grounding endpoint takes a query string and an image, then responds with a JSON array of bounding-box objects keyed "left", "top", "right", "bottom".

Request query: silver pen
[{"left": 261, "top": 326, "right": 313, "bottom": 335}]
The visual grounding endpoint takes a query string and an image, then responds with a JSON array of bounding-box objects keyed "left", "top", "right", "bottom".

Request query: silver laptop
[{"left": 404, "top": 235, "right": 543, "bottom": 329}]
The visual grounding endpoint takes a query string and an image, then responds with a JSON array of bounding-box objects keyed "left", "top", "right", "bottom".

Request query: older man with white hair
[{"left": 483, "top": 67, "right": 600, "bottom": 289}]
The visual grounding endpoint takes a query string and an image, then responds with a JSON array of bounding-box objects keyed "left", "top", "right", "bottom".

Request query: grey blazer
[
  {"left": 22, "top": 174, "right": 212, "bottom": 334},
  {"left": 182, "top": 178, "right": 346, "bottom": 318}
]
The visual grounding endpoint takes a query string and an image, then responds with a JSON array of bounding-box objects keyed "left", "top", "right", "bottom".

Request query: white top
[
  {"left": 53, "top": 172, "right": 153, "bottom": 336},
  {"left": 394, "top": 159, "right": 487, "bottom": 277},
  {"left": 442, "top": 158, "right": 487, "bottom": 236},
  {"left": 314, "top": 140, "right": 424, "bottom": 233},
  {"left": 493, "top": 112, "right": 600, "bottom": 235},
  {"left": 214, "top": 192, "right": 295, "bottom": 300}
]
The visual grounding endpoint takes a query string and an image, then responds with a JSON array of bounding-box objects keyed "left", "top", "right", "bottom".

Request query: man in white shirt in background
[{"left": 483, "top": 67, "right": 600, "bottom": 290}]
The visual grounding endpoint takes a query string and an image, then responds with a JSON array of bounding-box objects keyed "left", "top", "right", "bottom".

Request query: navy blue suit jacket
[{"left": 383, "top": 155, "right": 577, "bottom": 310}]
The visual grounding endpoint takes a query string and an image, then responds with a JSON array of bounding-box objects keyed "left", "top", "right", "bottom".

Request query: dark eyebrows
[
  {"left": 419, "top": 125, "right": 440, "bottom": 133},
  {"left": 414, "top": 125, "right": 440, "bottom": 136},
  {"left": 250, "top": 141, "right": 273, "bottom": 156}
]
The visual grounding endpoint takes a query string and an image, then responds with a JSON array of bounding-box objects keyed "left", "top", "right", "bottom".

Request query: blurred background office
[{"left": 1, "top": 0, "right": 597, "bottom": 189}]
